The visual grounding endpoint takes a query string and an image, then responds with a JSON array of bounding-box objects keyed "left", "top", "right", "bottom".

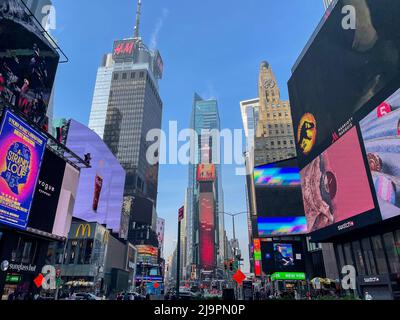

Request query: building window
[
  {"left": 352, "top": 241, "right": 366, "bottom": 276},
  {"left": 371, "top": 235, "right": 389, "bottom": 274},
  {"left": 361, "top": 238, "right": 377, "bottom": 275},
  {"left": 140, "top": 72, "right": 144, "bottom": 78},
  {"left": 113, "top": 73, "right": 119, "bottom": 80},
  {"left": 343, "top": 242, "right": 354, "bottom": 266},
  {"left": 122, "top": 73, "right": 127, "bottom": 80},
  {"left": 383, "top": 232, "right": 400, "bottom": 273},
  {"left": 131, "top": 72, "right": 135, "bottom": 79}
]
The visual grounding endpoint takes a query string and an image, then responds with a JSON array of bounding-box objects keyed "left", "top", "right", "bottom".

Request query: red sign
[
  {"left": 232, "top": 270, "right": 246, "bottom": 286},
  {"left": 377, "top": 102, "right": 392, "bottom": 118},
  {"left": 178, "top": 206, "right": 184, "bottom": 222},
  {"left": 33, "top": 274, "right": 44, "bottom": 288},
  {"left": 153, "top": 282, "right": 159, "bottom": 289},
  {"left": 113, "top": 40, "right": 136, "bottom": 60}
]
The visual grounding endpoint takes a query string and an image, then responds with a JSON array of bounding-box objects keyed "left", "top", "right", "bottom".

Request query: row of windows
[{"left": 113, "top": 71, "right": 145, "bottom": 80}]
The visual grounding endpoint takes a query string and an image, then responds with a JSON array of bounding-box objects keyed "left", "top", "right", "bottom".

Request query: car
[{"left": 71, "top": 292, "right": 101, "bottom": 301}]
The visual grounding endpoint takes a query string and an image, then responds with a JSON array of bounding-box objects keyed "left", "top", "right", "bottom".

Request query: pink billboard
[
  {"left": 301, "top": 127, "right": 375, "bottom": 232},
  {"left": 199, "top": 192, "right": 215, "bottom": 270}
]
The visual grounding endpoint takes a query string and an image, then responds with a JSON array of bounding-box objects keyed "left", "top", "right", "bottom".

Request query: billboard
[
  {"left": 288, "top": 0, "right": 400, "bottom": 168},
  {"left": 199, "top": 191, "right": 215, "bottom": 270},
  {"left": 301, "top": 127, "right": 376, "bottom": 236},
  {"left": 257, "top": 217, "right": 307, "bottom": 237},
  {"left": 254, "top": 158, "right": 306, "bottom": 236},
  {"left": 0, "top": 110, "right": 47, "bottom": 229},
  {"left": 112, "top": 39, "right": 136, "bottom": 62},
  {"left": 156, "top": 218, "right": 165, "bottom": 258},
  {"left": 0, "top": 0, "right": 60, "bottom": 130},
  {"left": 260, "top": 240, "right": 305, "bottom": 274},
  {"left": 28, "top": 148, "right": 66, "bottom": 235},
  {"left": 65, "top": 120, "right": 125, "bottom": 235},
  {"left": 360, "top": 88, "right": 400, "bottom": 221},
  {"left": 197, "top": 164, "right": 216, "bottom": 182}
]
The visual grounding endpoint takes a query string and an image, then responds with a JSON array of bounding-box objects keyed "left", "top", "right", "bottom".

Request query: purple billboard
[{"left": 65, "top": 119, "right": 126, "bottom": 235}]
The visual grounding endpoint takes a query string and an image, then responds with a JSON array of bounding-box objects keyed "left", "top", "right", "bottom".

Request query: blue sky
[{"left": 51, "top": 0, "right": 325, "bottom": 272}]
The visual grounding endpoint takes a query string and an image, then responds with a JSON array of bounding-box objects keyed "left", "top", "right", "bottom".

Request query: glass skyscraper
[
  {"left": 87, "top": 1, "right": 164, "bottom": 248},
  {"left": 186, "top": 94, "right": 225, "bottom": 277}
]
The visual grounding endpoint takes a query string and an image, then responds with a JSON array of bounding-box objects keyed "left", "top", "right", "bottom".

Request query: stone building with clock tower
[{"left": 254, "top": 61, "right": 297, "bottom": 166}]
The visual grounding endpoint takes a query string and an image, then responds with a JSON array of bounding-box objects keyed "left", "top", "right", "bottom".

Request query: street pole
[
  {"left": 176, "top": 206, "right": 184, "bottom": 299},
  {"left": 176, "top": 219, "right": 181, "bottom": 299}
]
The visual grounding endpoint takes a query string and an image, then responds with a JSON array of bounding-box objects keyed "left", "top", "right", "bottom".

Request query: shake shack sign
[{"left": 1, "top": 260, "right": 37, "bottom": 273}]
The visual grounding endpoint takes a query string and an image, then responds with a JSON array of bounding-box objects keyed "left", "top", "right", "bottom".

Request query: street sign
[
  {"left": 232, "top": 270, "right": 246, "bottom": 286},
  {"left": 178, "top": 206, "right": 184, "bottom": 222}
]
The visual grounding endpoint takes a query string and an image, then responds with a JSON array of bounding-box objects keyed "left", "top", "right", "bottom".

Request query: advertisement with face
[
  {"left": 0, "top": 110, "right": 47, "bottom": 230},
  {"left": 301, "top": 127, "right": 375, "bottom": 234},
  {"left": 199, "top": 190, "right": 215, "bottom": 270},
  {"left": 289, "top": 0, "right": 400, "bottom": 168},
  {"left": 360, "top": 88, "right": 400, "bottom": 220},
  {"left": 66, "top": 120, "right": 125, "bottom": 235},
  {"left": 260, "top": 240, "right": 305, "bottom": 274},
  {"left": 0, "top": 0, "right": 59, "bottom": 130}
]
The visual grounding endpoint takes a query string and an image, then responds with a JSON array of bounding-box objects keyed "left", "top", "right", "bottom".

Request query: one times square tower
[{"left": 88, "top": 0, "right": 163, "bottom": 245}]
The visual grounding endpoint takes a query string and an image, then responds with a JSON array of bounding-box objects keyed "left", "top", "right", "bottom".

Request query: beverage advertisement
[{"left": 0, "top": 110, "right": 47, "bottom": 229}]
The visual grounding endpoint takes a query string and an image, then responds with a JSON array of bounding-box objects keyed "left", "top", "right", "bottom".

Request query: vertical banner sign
[
  {"left": 178, "top": 206, "right": 184, "bottom": 222},
  {"left": 0, "top": 110, "right": 47, "bottom": 229},
  {"left": 253, "top": 239, "right": 262, "bottom": 277}
]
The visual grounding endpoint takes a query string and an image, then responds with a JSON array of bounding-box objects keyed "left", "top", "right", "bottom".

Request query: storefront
[{"left": 0, "top": 229, "right": 50, "bottom": 300}]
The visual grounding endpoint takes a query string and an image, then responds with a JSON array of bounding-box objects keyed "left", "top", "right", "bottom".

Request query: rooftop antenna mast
[{"left": 134, "top": 0, "right": 142, "bottom": 39}]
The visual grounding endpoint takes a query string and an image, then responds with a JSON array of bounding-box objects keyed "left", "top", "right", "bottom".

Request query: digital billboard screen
[
  {"left": 0, "top": 110, "right": 47, "bottom": 230},
  {"left": 65, "top": 120, "right": 125, "bottom": 235},
  {"left": 199, "top": 191, "right": 215, "bottom": 270},
  {"left": 28, "top": 148, "right": 66, "bottom": 235},
  {"left": 360, "top": 88, "right": 400, "bottom": 221},
  {"left": 257, "top": 217, "right": 307, "bottom": 237},
  {"left": 197, "top": 164, "right": 216, "bottom": 182},
  {"left": 288, "top": 0, "right": 400, "bottom": 168},
  {"left": 260, "top": 240, "right": 305, "bottom": 274},
  {"left": 0, "top": 0, "right": 60, "bottom": 130},
  {"left": 301, "top": 127, "right": 376, "bottom": 237},
  {"left": 254, "top": 158, "right": 306, "bottom": 236}
]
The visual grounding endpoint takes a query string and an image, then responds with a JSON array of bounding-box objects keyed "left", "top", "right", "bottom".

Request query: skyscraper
[
  {"left": 255, "top": 61, "right": 296, "bottom": 166},
  {"left": 87, "top": 0, "right": 164, "bottom": 245},
  {"left": 186, "top": 94, "right": 225, "bottom": 279}
]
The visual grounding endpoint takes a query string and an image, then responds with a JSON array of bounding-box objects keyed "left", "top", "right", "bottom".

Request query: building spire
[{"left": 134, "top": 0, "right": 142, "bottom": 38}]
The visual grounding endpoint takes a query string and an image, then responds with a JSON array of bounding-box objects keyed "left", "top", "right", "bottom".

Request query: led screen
[
  {"left": 288, "top": 0, "right": 400, "bottom": 168},
  {"left": 260, "top": 240, "right": 305, "bottom": 274},
  {"left": 0, "top": 0, "right": 59, "bottom": 130},
  {"left": 254, "top": 159, "right": 306, "bottom": 235},
  {"left": 254, "top": 165, "right": 300, "bottom": 186},
  {"left": 258, "top": 217, "right": 307, "bottom": 237},
  {"left": 65, "top": 120, "right": 125, "bottom": 234},
  {"left": 197, "top": 164, "right": 216, "bottom": 182},
  {"left": 0, "top": 110, "right": 47, "bottom": 230},
  {"left": 199, "top": 191, "right": 215, "bottom": 270},
  {"left": 28, "top": 148, "right": 66, "bottom": 235},
  {"left": 360, "top": 88, "right": 400, "bottom": 220},
  {"left": 301, "top": 127, "right": 375, "bottom": 233}
]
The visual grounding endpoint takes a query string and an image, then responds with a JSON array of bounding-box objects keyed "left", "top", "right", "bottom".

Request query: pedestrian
[{"left": 364, "top": 291, "right": 373, "bottom": 301}]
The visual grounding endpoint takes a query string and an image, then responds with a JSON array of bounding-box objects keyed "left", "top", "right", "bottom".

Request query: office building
[{"left": 186, "top": 94, "right": 225, "bottom": 279}]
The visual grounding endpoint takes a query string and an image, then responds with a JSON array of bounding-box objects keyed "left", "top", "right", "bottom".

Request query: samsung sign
[{"left": 337, "top": 221, "right": 355, "bottom": 231}]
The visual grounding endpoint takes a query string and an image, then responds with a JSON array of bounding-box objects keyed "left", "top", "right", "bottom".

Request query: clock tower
[{"left": 253, "top": 61, "right": 297, "bottom": 166}]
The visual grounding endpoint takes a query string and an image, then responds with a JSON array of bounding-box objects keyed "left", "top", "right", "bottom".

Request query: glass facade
[
  {"left": 187, "top": 94, "right": 225, "bottom": 270},
  {"left": 88, "top": 56, "right": 114, "bottom": 139}
]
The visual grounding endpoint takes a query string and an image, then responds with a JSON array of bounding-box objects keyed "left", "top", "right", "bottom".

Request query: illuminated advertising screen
[
  {"left": 258, "top": 217, "right": 307, "bottom": 237},
  {"left": 0, "top": 110, "right": 47, "bottom": 229},
  {"left": 112, "top": 39, "right": 136, "bottom": 62},
  {"left": 288, "top": 0, "right": 400, "bottom": 168},
  {"left": 199, "top": 191, "right": 215, "bottom": 270},
  {"left": 254, "top": 158, "right": 306, "bottom": 236},
  {"left": 301, "top": 127, "right": 376, "bottom": 238},
  {"left": 0, "top": 0, "right": 60, "bottom": 130},
  {"left": 360, "top": 88, "right": 400, "bottom": 221},
  {"left": 260, "top": 240, "right": 305, "bottom": 274},
  {"left": 197, "top": 164, "right": 216, "bottom": 182},
  {"left": 28, "top": 148, "right": 66, "bottom": 235},
  {"left": 65, "top": 120, "right": 125, "bottom": 235}
]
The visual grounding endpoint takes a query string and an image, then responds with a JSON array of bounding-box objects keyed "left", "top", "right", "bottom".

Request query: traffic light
[
  {"left": 224, "top": 261, "right": 228, "bottom": 271},
  {"left": 229, "top": 260, "right": 234, "bottom": 271}
]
